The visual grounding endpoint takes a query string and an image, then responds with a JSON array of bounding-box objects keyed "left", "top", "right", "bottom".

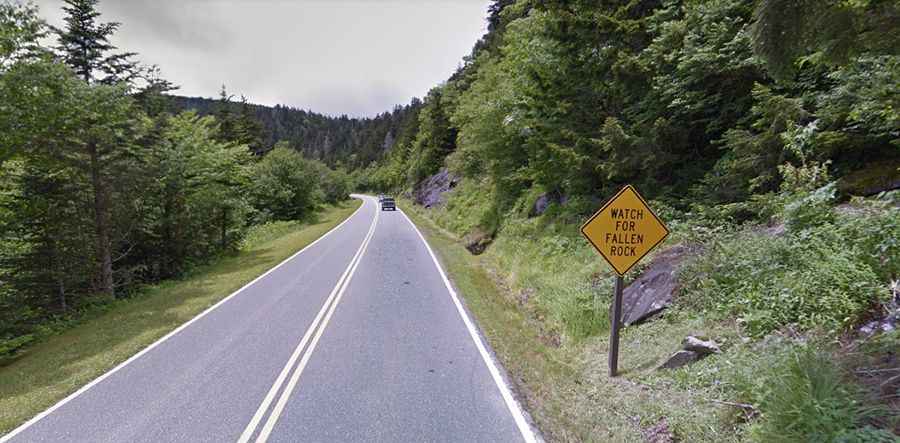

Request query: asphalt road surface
[{"left": 2, "top": 196, "right": 536, "bottom": 443}]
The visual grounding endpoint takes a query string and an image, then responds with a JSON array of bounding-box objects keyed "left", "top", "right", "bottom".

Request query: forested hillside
[
  {"left": 2, "top": 0, "right": 898, "bottom": 440},
  {"left": 349, "top": 0, "right": 900, "bottom": 440},
  {"left": 358, "top": 0, "right": 898, "bottom": 207},
  {"left": 168, "top": 95, "right": 422, "bottom": 169},
  {"left": 0, "top": 1, "right": 351, "bottom": 357}
]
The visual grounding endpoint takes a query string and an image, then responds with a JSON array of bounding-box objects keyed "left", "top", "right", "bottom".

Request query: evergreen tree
[
  {"left": 54, "top": 0, "right": 138, "bottom": 85},
  {"left": 214, "top": 84, "right": 237, "bottom": 142},
  {"left": 236, "top": 95, "right": 265, "bottom": 155},
  {"left": 48, "top": 0, "right": 146, "bottom": 298}
]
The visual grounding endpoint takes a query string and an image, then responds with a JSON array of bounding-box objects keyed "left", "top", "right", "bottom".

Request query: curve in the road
[{"left": 3, "top": 195, "right": 539, "bottom": 443}]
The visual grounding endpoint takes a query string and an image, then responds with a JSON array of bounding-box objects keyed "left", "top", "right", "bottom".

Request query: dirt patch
[{"left": 642, "top": 417, "right": 675, "bottom": 443}]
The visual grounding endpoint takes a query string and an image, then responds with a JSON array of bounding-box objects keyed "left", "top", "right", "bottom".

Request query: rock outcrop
[
  {"left": 463, "top": 228, "right": 493, "bottom": 255},
  {"left": 529, "top": 190, "right": 567, "bottom": 217},
  {"left": 413, "top": 168, "right": 459, "bottom": 208}
]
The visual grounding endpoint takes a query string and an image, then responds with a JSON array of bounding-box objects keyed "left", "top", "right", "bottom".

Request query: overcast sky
[{"left": 34, "top": 0, "right": 490, "bottom": 117}]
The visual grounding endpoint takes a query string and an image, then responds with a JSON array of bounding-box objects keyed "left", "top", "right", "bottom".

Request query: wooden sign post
[{"left": 580, "top": 185, "right": 669, "bottom": 376}]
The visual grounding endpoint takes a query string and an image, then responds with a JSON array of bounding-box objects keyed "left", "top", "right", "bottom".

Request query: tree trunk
[
  {"left": 49, "top": 243, "right": 67, "bottom": 312},
  {"left": 89, "top": 143, "right": 115, "bottom": 299},
  {"left": 57, "top": 275, "right": 67, "bottom": 312},
  {"left": 220, "top": 207, "right": 229, "bottom": 251}
]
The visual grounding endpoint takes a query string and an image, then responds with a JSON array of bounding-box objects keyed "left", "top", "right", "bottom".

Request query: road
[{"left": 2, "top": 196, "right": 536, "bottom": 443}]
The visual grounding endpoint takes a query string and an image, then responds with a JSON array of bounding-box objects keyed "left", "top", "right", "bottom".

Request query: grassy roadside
[
  {"left": 402, "top": 182, "right": 900, "bottom": 442},
  {"left": 402, "top": 200, "right": 742, "bottom": 442},
  {"left": 401, "top": 202, "right": 587, "bottom": 441},
  {"left": 0, "top": 199, "right": 362, "bottom": 436}
]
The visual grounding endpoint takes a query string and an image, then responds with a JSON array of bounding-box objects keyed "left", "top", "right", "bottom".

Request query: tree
[
  {"left": 407, "top": 86, "right": 458, "bottom": 187},
  {"left": 250, "top": 143, "right": 321, "bottom": 221},
  {"left": 140, "top": 112, "right": 252, "bottom": 277},
  {"left": 54, "top": 0, "right": 138, "bottom": 85},
  {"left": 215, "top": 84, "right": 237, "bottom": 142},
  {"left": 0, "top": 1, "right": 50, "bottom": 165},
  {"left": 50, "top": 0, "right": 145, "bottom": 298},
  {"left": 752, "top": 0, "right": 900, "bottom": 81},
  {"left": 0, "top": 1, "right": 47, "bottom": 70},
  {"left": 236, "top": 95, "right": 265, "bottom": 154}
]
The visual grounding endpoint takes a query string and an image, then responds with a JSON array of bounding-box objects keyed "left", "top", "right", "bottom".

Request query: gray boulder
[
  {"left": 683, "top": 336, "right": 721, "bottom": 355},
  {"left": 859, "top": 314, "right": 897, "bottom": 336},
  {"left": 658, "top": 335, "right": 722, "bottom": 370},
  {"left": 658, "top": 350, "right": 701, "bottom": 370},
  {"left": 622, "top": 246, "right": 689, "bottom": 325}
]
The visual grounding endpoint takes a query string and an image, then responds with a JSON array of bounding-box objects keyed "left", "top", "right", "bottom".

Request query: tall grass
[
  {"left": 729, "top": 343, "right": 896, "bottom": 442},
  {"left": 679, "top": 201, "right": 897, "bottom": 337}
]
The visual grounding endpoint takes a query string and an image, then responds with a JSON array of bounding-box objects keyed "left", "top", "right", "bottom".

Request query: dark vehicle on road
[{"left": 381, "top": 197, "right": 396, "bottom": 211}]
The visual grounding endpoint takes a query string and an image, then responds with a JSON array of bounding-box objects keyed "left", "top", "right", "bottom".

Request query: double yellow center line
[{"left": 238, "top": 198, "right": 380, "bottom": 443}]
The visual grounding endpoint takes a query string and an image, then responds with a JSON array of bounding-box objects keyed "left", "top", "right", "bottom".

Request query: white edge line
[
  {"left": 238, "top": 197, "right": 378, "bottom": 443},
  {"left": 398, "top": 207, "right": 539, "bottom": 443},
  {"left": 0, "top": 196, "right": 368, "bottom": 443},
  {"left": 254, "top": 201, "right": 380, "bottom": 443}
]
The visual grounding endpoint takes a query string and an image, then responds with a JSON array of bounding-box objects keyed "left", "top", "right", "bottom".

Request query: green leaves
[
  {"left": 751, "top": 0, "right": 900, "bottom": 82},
  {"left": 249, "top": 144, "right": 322, "bottom": 222},
  {"left": 680, "top": 204, "right": 893, "bottom": 338}
]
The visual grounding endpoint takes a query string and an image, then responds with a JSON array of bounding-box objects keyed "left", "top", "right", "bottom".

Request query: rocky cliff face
[{"left": 413, "top": 168, "right": 460, "bottom": 208}]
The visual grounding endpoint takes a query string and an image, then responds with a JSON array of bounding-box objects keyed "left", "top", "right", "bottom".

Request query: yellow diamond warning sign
[{"left": 581, "top": 185, "right": 669, "bottom": 276}]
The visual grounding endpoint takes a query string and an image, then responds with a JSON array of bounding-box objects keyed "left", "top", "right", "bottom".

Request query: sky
[{"left": 34, "top": 0, "right": 491, "bottom": 117}]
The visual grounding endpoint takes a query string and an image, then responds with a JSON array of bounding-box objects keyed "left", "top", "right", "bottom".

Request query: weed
[{"left": 729, "top": 343, "right": 896, "bottom": 443}]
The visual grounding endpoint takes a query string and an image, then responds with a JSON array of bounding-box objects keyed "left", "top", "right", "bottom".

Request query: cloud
[{"left": 33, "top": 0, "right": 490, "bottom": 116}]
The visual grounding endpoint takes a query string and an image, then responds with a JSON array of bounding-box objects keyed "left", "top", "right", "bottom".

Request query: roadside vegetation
[
  {"left": 359, "top": 1, "right": 899, "bottom": 440},
  {"left": 0, "top": 200, "right": 360, "bottom": 435},
  {"left": 0, "top": 1, "right": 352, "bottom": 361},
  {"left": 404, "top": 184, "right": 899, "bottom": 441},
  {"left": 3, "top": 0, "right": 898, "bottom": 441}
]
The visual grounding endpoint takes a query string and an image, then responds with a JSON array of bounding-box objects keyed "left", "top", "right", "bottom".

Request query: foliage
[
  {"left": 680, "top": 199, "right": 894, "bottom": 337},
  {"left": 729, "top": 342, "right": 896, "bottom": 443},
  {"left": 250, "top": 144, "right": 321, "bottom": 222},
  {"left": 0, "top": 1, "right": 352, "bottom": 358},
  {"left": 54, "top": 0, "right": 138, "bottom": 85},
  {"left": 751, "top": 0, "right": 900, "bottom": 81},
  {"left": 0, "top": 0, "right": 47, "bottom": 72},
  {"left": 837, "top": 198, "right": 900, "bottom": 281},
  {"left": 313, "top": 162, "right": 352, "bottom": 204},
  {"left": 138, "top": 111, "right": 253, "bottom": 278}
]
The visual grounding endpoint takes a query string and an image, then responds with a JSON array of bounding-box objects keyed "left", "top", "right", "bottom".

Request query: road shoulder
[
  {"left": 399, "top": 202, "right": 548, "bottom": 442},
  {"left": 0, "top": 200, "right": 363, "bottom": 437}
]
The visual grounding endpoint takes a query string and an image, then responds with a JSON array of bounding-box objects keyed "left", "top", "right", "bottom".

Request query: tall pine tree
[
  {"left": 53, "top": 0, "right": 143, "bottom": 299},
  {"left": 55, "top": 0, "right": 138, "bottom": 85}
]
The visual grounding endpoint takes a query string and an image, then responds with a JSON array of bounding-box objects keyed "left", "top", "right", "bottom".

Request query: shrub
[
  {"left": 836, "top": 200, "right": 900, "bottom": 281},
  {"left": 250, "top": 146, "right": 322, "bottom": 221},
  {"left": 681, "top": 228, "right": 883, "bottom": 337},
  {"left": 782, "top": 182, "right": 837, "bottom": 232},
  {"left": 729, "top": 343, "right": 895, "bottom": 443}
]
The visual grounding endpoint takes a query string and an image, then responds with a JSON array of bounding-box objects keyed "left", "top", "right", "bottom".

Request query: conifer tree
[
  {"left": 54, "top": 0, "right": 138, "bottom": 85},
  {"left": 236, "top": 95, "right": 265, "bottom": 155},
  {"left": 52, "top": 0, "right": 143, "bottom": 299}
]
